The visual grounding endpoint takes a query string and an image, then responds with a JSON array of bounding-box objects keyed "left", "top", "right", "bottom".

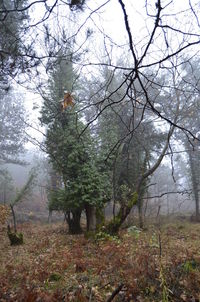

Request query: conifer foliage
[{"left": 41, "top": 46, "right": 110, "bottom": 233}]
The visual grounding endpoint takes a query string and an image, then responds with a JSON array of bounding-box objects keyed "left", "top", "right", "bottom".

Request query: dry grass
[{"left": 0, "top": 221, "right": 200, "bottom": 301}]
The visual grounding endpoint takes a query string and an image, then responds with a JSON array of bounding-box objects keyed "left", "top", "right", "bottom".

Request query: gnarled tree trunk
[{"left": 65, "top": 209, "right": 82, "bottom": 234}]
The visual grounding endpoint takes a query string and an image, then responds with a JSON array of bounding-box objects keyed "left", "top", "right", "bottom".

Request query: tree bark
[
  {"left": 48, "top": 210, "right": 52, "bottom": 223},
  {"left": 85, "top": 204, "right": 96, "bottom": 231},
  {"left": 137, "top": 198, "right": 144, "bottom": 229},
  {"left": 10, "top": 204, "right": 17, "bottom": 233},
  {"left": 188, "top": 146, "right": 200, "bottom": 221},
  {"left": 66, "top": 209, "right": 82, "bottom": 234},
  {"left": 96, "top": 206, "right": 105, "bottom": 230}
]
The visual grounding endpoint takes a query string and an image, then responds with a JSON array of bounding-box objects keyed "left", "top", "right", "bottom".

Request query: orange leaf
[{"left": 61, "top": 92, "right": 74, "bottom": 111}]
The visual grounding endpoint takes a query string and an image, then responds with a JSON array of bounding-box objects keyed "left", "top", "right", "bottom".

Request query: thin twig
[{"left": 106, "top": 283, "right": 124, "bottom": 302}]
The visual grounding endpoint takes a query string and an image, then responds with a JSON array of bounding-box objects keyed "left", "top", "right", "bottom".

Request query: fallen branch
[{"left": 106, "top": 283, "right": 124, "bottom": 302}]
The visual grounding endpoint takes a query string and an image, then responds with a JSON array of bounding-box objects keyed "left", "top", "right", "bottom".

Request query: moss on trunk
[
  {"left": 105, "top": 191, "right": 139, "bottom": 235},
  {"left": 7, "top": 225, "right": 23, "bottom": 246}
]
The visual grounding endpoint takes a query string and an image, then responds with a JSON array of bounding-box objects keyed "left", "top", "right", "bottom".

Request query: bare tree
[
  {"left": 1, "top": 0, "right": 200, "bottom": 231},
  {"left": 0, "top": 1, "right": 199, "bottom": 133}
]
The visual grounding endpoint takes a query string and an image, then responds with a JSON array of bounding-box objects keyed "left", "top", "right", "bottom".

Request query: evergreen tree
[
  {"left": 46, "top": 109, "right": 106, "bottom": 233},
  {"left": 0, "top": 88, "right": 27, "bottom": 165},
  {"left": 0, "top": 169, "right": 15, "bottom": 204},
  {"left": 96, "top": 67, "right": 164, "bottom": 229},
  {"left": 0, "top": 0, "right": 29, "bottom": 85},
  {"left": 176, "top": 58, "right": 200, "bottom": 221},
  {"left": 94, "top": 65, "right": 179, "bottom": 233},
  {"left": 41, "top": 45, "right": 109, "bottom": 233}
]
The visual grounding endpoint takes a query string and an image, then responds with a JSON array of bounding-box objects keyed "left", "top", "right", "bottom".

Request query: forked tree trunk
[{"left": 66, "top": 209, "right": 82, "bottom": 234}]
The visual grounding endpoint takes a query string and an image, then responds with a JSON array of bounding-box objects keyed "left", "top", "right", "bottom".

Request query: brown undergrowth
[{"left": 0, "top": 221, "right": 200, "bottom": 301}]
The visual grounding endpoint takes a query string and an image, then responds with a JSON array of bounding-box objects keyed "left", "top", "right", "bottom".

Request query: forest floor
[{"left": 0, "top": 220, "right": 200, "bottom": 302}]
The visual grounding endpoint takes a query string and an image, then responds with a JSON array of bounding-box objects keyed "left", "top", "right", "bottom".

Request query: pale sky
[{"left": 21, "top": 0, "right": 200, "bottom": 148}]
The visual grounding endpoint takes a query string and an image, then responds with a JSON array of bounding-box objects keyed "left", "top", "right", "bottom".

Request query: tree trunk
[
  {"left": 85, "top": 204, "right": 96, "bottom": 232},
  {"left": 106, "top": 194, "right": 139, "bottom": 235},
  {"left": 96, "top": 207, "right": 105, "bottom": 230},
  {"left": 10, "top": 204, "right": 17, "bottom": 233},
  {"left": 48, "top": 210, "right": 52, "bottom": 223},
  {"left": 188, "top": 147, "right": 200, "bottom": 221},
  {"left": 66, "top": 209, "right": 82, "bottom": 234},
  {"left": 137, "top": 198, "right": 144, "bottom": 229},
  {"left": 7, "top": 225, "right": 23, "bottom": 245}
]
